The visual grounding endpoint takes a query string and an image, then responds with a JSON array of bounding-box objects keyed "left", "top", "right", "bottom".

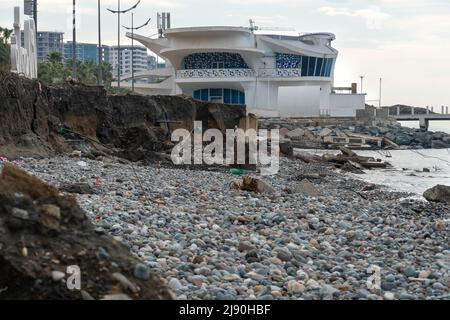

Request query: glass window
[
  {"left": 224, "top": 89, "right": 231, "bottom": 104},
  {"left": 308, "top": 57, "right": 316, "bottom": 76},
  {"left": 326, "top": 59, "right": 333, "bottom": 76},
  {"left": 301, "top": 56, "right": 308, "bottom": 76},
  {"left": 232, "top": 90, "right": 239, "bottom": 104},
  {"left": 315, "top": 58, "right": 323, "bottom": 77},
  {"left": 320, "top": 59, "right": 327, "bottom": 77},
  {"left": 210, "top": 88, "right": 222, "bottom": 97},
  {"left": 193, "top": 90, "right": 201, "bottom": 100},
  {"left": 201, "top": 89, "right": 209, "bottom": 101},
  {"left": 239, "top": 92, "right": 245, "bottom": 105}
]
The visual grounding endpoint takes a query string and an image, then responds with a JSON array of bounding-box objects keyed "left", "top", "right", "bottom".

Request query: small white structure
[
  {"left": 118, "top": 24, "right": 365, "bottom": 118},
  {"left": 10, "top": 6, "right": 37, "bottom": 79}
]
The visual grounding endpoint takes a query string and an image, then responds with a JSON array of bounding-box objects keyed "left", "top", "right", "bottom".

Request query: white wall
[
  {"left": 329, "top": 94, "right": 365, "bottom": 117},
  {"left": 244, "top": 81, "right": 278, "bottom": 110},
  {"left": 278, "top": 86, "right": 320, "bottom": 117}
]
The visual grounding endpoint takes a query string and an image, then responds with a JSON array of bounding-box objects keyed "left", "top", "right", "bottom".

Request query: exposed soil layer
[
  {"left": 0, "top": 163, "right": 173, "bottom": 300},
  {"left": 0, "top": 72, "right": 246, "bottom": 161}
]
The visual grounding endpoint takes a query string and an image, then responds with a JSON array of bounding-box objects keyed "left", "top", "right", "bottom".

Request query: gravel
[{"left": 12, "top": 156, "right": 450, "bottom": 300}]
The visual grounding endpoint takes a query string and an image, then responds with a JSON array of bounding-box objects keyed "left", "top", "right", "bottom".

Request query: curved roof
[
  {"left": 160, "top": 47, "right": 264, "bottom": 56},
  {"left": 163, "top": 26, "right": 252, "bottom": 37},
  {"left": 299, "top": 32, "right": 336, "bottom": 41},
  {"left": 259, "top": 35, "right": 338, "bottom": 57}
]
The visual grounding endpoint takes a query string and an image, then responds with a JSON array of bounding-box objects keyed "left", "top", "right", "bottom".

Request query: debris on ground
[{"left": 321, "top": 147, "right": 391, "bottom": 171}]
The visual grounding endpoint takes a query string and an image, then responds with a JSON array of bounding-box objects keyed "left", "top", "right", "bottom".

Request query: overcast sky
[{"left": 1, "top": 0, "right": 449, "bottom": 107}]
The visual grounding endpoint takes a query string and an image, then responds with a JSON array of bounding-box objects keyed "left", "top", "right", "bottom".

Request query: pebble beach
[{"left": 12, "top": 156, "right": 450, "bottom": 300}]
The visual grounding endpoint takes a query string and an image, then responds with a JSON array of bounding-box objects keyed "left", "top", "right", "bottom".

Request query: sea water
[
  {"left": 399, "top": 120, "right": 450, "bottom": 134},
  {"left": 297, "top": 148, "right": 450, "bottom": 196}
]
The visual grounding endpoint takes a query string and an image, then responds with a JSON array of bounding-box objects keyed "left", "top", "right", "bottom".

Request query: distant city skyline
[{"left": 1, "top": 0, "right": 449, "bottom": 107}]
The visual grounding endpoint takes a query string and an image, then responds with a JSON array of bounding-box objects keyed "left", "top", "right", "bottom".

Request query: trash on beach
[
  {"left": 230, "top": 169, "right": 244, "bottom": 175},
  {"left": 77, "top": 161, "right": 88, "bottom": 168},
  {"left": 322, "top": 147, "right": 392, "bottom": 171}
]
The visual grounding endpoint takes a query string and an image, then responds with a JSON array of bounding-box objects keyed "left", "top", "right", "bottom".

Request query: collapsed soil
[{"left": 0, "top": 163, "right": 173, "bottom": 300}]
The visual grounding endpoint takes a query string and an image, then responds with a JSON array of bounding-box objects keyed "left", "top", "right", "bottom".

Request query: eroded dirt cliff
[{"left": 0, "top": 72, "right": 246, "bottom": 161}]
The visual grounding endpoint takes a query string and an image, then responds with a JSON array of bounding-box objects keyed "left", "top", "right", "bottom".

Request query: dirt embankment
[
  {"left": 0, "top": 163, "right": 173, "bottom": 300},
  {"left": 0, "top": 72, "right": 246, "bottom": 161}
]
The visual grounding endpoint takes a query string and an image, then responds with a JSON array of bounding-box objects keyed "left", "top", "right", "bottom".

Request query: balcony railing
[
  {"left": 257, "top": 68, "right": 302, "bottom": 77},
  {"left": 176, "top": 68, "right": 255, "bottom": 79},
  {"left": 176, "top": 68, "right": 326, "bottom": 79}
]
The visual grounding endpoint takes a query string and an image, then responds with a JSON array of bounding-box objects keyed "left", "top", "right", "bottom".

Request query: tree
[
  {"left": 38, "top": 53, "right": 114, "bottom": 87},
  {"left": 38, "top": 53, "right": 70, "bottom": 84},
  {"left": 1, "top": 28, "right": 13, "bottom": 44},
  {"left": 47, "top": 51, "right": 63, "bottom": 64},
  {"left": 0, "top": 26, "right": 12, "bottom": 69}
]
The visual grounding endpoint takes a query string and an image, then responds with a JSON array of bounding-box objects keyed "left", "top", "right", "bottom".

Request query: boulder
[
  {"left": 423, "top": 185, "right": 450, "bottom": 203},
  {"left": 319, "top": 128, "right": 333, "bottom": 137},
  {"left": 395, "top": 134, "right": 413, "bottom": 146},
  {"left": 241, "top": 176, "right": 276, "bottom": 194},
  {"left": 431, "top": 140, "right": 450, "bottom": 149},
  {"left": 60, "top": 182, "right": 94, "bottom": 195},
  {"left": 286, "top": 128, "right": 305, "bottom": 139},
  {"left": 293, "top": 179, "right": 320, "bottom": 197}
]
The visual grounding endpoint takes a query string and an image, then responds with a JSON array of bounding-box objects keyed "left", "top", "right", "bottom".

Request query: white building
[
  {"left": 109, "top": 45, "right": 150, "bottom": 83},
  {"left": 121, "top": 26, "right": 365, "bottom": 117}
]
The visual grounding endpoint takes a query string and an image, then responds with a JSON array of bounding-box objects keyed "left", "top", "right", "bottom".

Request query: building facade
[
  {"left": 64, "top": 42, "right": 96, "bottom": 63},
  {"left": 35, "top": 31, "right": 64, "bottom": 62},
  {"left": 63, "top": 42, "right": 111, "bottom": 63},
  {"left": 122, "top": 26, "right": 365, "bottom": 117},
  {"left": 109, "top": 45, "right": 150, "bottom": 82}
]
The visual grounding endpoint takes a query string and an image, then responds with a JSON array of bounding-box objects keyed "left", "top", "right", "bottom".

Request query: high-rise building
[
  {"left": 64, "top": 42, "right": 97, "bottom": 63},
  {"left": 25, "top": 31, "right": 64, "bottom": 63},
  {"left": 147, "top": 55, "right": 157, "bottom": 70},
  {"left": 63, "top": 42, "right": 111, "bottom": 64},
  {"left": 109, "top": 45, "right": 149, "bottom": 79}
]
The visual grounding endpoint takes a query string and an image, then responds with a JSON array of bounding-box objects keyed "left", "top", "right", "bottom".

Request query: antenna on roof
[
  {"left": 249, "top": 19, "right": 258, "bottom": 32},
  {"left": 158, "top": 12, "right": 171, "bottom": 38}
]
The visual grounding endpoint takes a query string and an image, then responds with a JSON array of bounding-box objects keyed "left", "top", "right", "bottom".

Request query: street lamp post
[
  {"left": 98, "top": 0, "right": 103, "bottom": 85},
  {"left": 122, "top": 16, "right": 151, "bottom": 92},
  {"left": 379, "top": 77, "right": 382, "bottom": 109},
  {"left": 107, "top": 0, "right": 141, "bottom": 89},
  {"left": 72, "top": 0, "right": 76, "bottom": 78},
  {"left": 360, "top": 76, "right": 364, "bottom": 94}
]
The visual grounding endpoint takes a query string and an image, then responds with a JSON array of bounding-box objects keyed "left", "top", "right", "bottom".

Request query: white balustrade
[
  {"left": 176, "top": 68, "right": 311, "bottom": 79},
  {"left": 176, "top": 68, "right": 255, "bottom": 79}
]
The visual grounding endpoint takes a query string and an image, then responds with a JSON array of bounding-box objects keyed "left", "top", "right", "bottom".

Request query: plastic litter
[{"left": 230, "top": 169, "right": 244, "bottom": 175}]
